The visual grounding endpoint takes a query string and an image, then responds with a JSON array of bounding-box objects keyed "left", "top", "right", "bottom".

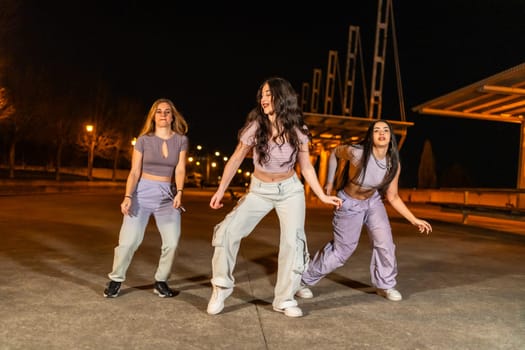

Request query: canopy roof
[
  {"left": 412, "top": 62, "right": 525, "bottom": 124},
  {"left": 412, "top": 62, "right": 525, "bottom": 190},
  {"left": 303, "top": 113, "right": 414, "bottom": 151}
]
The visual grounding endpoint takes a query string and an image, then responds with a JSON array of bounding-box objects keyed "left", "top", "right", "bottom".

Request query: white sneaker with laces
[
  {"left": 273, "top": 305, "right": 303, "bottom": 318},
  {"left": 295, "top": 286, "right": 313, "bottom": 299},
  {"left": 207, "top": 284, "right": 233, "bottom": 315},
  {"left": 376, "top": 288, "right": 403, "bottom": 301}
]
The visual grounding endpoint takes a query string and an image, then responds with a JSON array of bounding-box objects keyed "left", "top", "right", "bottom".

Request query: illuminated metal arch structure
[{"left": 300, "top": 0, "right": 413, "bottom": 188}]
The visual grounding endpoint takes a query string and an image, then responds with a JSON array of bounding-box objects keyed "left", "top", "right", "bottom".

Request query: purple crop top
[
  {"left": 135, "top": 134, "right": 188, "bottom": 177},
  {"left": 349, "top": 146, "right": 388, "bottom": 188},
  {"left": 327, "top": 145, "right": 388, "bottom": 189},
  {"left": 240, "top": 121, "right": 309, "bottom": 173}
]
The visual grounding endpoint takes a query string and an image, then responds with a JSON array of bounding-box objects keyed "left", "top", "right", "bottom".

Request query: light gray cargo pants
[{"left": 211, "top": 174, "right": 309, "bottom": 310}]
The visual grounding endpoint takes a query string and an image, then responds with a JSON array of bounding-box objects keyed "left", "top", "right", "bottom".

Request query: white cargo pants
[{"left": 211, "top": 174, "right": 309, "bottom": 310}]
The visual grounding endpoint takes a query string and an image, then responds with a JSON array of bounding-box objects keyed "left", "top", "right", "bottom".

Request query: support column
[
  {"left": 304, "top": 146, "right": 331, "bottom": 204},
  {"left": 518, "top": 122, "right": 525, "bottom": 210},
  {"left": 318, "top": 148, "right": 330, "bottom": 188}
]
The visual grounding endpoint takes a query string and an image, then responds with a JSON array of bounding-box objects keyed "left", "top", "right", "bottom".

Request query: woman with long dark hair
[
  {"left": 301, "top": 119, "right": 432, "bottom": 301},
  {"left": 206, "top": 77, "right": 342, "bottom": 318}
]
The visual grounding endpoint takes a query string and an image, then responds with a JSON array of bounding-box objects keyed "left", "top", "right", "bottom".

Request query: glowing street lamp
[
  {"left": 85, "top": 124, "right": 96, "bottom": 181},
  {"left": 128, "top": 137, "right": 137, "bottom": 160}
]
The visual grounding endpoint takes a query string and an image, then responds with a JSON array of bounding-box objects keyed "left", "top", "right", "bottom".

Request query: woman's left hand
[{"left": 172, "top": 191, "right": 182, "bottom": 209}]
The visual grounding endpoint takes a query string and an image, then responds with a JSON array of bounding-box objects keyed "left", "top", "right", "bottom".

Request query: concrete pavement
[{"left": 0, "top": 187, "right": 524, "bottom": 349}]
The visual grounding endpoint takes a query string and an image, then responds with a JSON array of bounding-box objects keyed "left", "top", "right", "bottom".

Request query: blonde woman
[{"left": 104, "top": 98, "right": 188, "bottom": 298}]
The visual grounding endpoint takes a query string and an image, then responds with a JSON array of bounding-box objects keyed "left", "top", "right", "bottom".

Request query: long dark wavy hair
[
  {"left": 335, "top": 119, "right": 399, "bottom": 196},
  {"left": 239, "top": 76, "right": 310, "bottom": 168}
]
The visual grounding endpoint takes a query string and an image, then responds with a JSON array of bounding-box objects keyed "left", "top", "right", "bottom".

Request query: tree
[
  {"left": 38, "top": 91, "right": 79, "bottom": 181},
  {"left": 3, "top": 65, "right": 46, "bottom": 178},
  {"left": 108, "top": 98, "right": 143, "bottom": 180},
  {"left": 75, "top": 81, "right": 141, "bottom": 180},
  {"left": 0, "top": 87, "right": 15, "bottom": 121},
  {"left": 0, "top": 0, "right": 22, "bottom": 174},
  {"left": 417, "top": 139, "right": 437, "bottom": 188}
]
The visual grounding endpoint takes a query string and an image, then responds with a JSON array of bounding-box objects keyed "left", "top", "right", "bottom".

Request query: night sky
[{"left": 12, "top": 0, "right": 525, "bottom": 187}]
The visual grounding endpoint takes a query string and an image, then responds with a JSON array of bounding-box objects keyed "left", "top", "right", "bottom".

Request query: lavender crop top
[
  {"left": 326, "top": 145, "right": 388, "bottom": 189},
  {"left": 240, "top": 121, "right": 309, "bottom": 173},
  {"left": 349, "top": 146, "right": 388, "bottom": 188},
  {"left": 135, "top": 134, "right": 189, "bottom": 177}
]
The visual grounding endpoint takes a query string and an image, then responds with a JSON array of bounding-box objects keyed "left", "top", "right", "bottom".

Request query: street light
[
  {"left": 85, "top": 124, "right": 95, "bottom": 181},
  {"left": 128, "top": 137, "right": 137, "bottom": 162}
]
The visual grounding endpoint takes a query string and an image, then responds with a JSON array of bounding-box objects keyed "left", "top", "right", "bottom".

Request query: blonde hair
[{"left": 138, "top": 98, "right": 188, "bottom": 136}]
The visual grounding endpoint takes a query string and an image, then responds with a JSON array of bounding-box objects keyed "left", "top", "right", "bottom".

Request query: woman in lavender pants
[
  {"left": 103, "top": 98, "right": 188, "bottom": 299},
  {"left": 301, "top": 120, "right": 432, "bottom": 301}
]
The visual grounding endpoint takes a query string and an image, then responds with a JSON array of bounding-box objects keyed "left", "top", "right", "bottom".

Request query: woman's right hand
[
  {"left": 321, "top": 194, "right": 342, "bottom": 209},
  {"left": 121, "top": 197, "right": 132, "bottom": 215}
]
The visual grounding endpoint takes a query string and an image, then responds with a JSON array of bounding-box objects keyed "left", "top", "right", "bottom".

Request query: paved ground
[{"left": 0, "top": 187, "right": 524, "bottom": 349}]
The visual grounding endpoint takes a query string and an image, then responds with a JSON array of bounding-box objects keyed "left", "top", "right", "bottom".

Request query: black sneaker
[
  {"left": 103, "top": 280, "right": 121, "bottom": 298},
  {"left": 153, "top": 281, "right": 175, "bottom": 298}
]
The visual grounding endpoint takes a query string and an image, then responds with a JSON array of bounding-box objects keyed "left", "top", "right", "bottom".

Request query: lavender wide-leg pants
[
  {"left": 108, "top": 178, "right": 182, "bottom": 283},
  {"left": 302, "top": 189, "right": 397, "bottom": 289},
  {"left": 210, "top": 174, "right": 309, "bottom": 310}
]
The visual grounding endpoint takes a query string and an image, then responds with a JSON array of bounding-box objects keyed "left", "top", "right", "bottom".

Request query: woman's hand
[
  {"left": 210, "top": 191, "right": 225, "bottom": 209},
  {"left": 413, "top": 218, "right": 432, "bottom": 234},
  {"left": 121, "top": 197, "right": 132, "bottom": 215},
  {"left": 321, "top": 194, "right": 342, "bottom": 209},
  {"left": 172, "top": 190, "right": 182, "bottom": 209}
]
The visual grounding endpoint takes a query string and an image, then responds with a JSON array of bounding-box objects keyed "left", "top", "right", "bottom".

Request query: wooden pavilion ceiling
[
  {"left": 304, "top": 63, "right": 525, "bottom": 155},
  {"left": 411, "top": 62, "right": 525, "bottom": 190},
  {"left": 412, "top": 62, "right": 525, "bottom": 124},
  {"left": 303, "top": 113, "right": 414, "bottom": 152}
]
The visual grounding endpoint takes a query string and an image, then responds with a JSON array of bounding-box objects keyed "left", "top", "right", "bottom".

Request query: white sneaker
[
  {"left": 273, "top": 305, "right": 303, "bottom": 318},
  {"left": 207, "top": 284, "right": 233, "bottom": 315},
  {"left": 295, "top": 286, "right": 313, "bottom": 299},
  {"left": 376, "top": 288, "right": 403, "bottom": 301}
]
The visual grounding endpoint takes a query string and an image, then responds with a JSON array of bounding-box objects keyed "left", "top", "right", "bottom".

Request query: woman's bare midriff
[
  {"left": 253, "top": 169, "right": 295, "bottom": 183},
  {"left": 141, "top": 172, "right": 172, "bottom": 183},
  {"left": 343, "top": 183, "right": 375, "bottom": 200}
]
